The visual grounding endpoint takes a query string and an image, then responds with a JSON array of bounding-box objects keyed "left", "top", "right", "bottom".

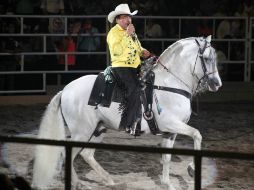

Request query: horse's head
[
  {"left": 193, "top": 36, "right": 222, "bottom": 93},
  {"left": 155, "top": 36, "right": 222, "bottom": 96}
]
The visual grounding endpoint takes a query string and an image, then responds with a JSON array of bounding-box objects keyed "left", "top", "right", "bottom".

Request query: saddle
[
  {"left": 88, "top": 67, "right": 122, "bottom": 108},
  {"left": 88, "top": 56, "right": 162, "bottom": 135}
]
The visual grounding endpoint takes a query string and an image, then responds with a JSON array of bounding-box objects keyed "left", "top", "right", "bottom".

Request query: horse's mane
[{"left": 157, "top": 37, "right": 196, "bottom": 63}]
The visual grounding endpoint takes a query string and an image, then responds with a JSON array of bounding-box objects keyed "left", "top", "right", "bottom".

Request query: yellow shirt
[{"left": 107, "top": 24, "right": 145, "bottom": 68}]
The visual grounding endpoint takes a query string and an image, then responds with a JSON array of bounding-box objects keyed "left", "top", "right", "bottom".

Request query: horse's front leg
[
  {"left": 186, "top": 125, "right": 202, "bottom": 177},
  {"left": 165, "top": 120, "right": 202, "bottom": 177},
  {"left": 160, "top": 134, "right": 177, "bottom": 190}
]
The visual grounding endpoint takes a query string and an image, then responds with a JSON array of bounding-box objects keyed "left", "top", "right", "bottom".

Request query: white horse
[{"left": 32, "top": 36, "right": 222, "bottom": 190}]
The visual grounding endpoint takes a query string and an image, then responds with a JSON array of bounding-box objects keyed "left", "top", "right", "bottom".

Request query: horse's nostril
[
  {"left": 214, "top": 80, "right": 219, "bottom": 86},
  {"left": 210, "top": 77, "right": 219, "bottom": 86}
]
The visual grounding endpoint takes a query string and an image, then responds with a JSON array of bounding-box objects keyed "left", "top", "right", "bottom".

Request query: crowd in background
[
  {"left": 0, "top": 0, "right": 254, "bottom": 90},
  {"left": 0, "top": 0, "right": 253, "bottom": 17}
]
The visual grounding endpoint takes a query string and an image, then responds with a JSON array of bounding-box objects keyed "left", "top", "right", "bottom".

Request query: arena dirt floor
[{"left": 0, "top": 102, "right": 253, "bottom": 190}]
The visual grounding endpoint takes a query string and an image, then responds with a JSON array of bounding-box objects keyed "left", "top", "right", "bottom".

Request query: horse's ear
[{"left": 206, "top": 35, "right": 212, "bottom": 43}]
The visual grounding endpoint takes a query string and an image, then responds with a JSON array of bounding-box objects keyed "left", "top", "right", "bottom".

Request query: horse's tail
[{"left": 32, "top": 91, "right": 65, "bottom": 189}]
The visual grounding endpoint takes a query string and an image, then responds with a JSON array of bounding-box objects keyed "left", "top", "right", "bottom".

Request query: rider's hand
[
  {"left": 142, "top": 49, "right": 151, "bottom": 58},
  {"left": 127, "top": 24, "right": 135, "bottom": 36}
]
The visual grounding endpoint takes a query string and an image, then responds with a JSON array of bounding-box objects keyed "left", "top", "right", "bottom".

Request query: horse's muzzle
[{"left": 208, "top": 77, "right": 222, "bottom": 92}]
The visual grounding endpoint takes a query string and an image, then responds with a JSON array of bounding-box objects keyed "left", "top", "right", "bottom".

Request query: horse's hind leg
[
  {"left": 80, "top": 148, "right": 115, "bottom": 186},
  {"left": 79, "top": 130, "right": 115, "bottom": 186},
  {"left": 160, "top": 134, "right": 177, "bottom": 190},
  {"left": 70, "top": 147, "right": 92, "bottom": 189}
]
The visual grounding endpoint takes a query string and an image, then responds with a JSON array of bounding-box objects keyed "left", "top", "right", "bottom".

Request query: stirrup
[
  {"left": 143, "top": 111, "right": 163, "bottom": 136},
  {"left": 143, "top": 111, "right": 153, "bottom": 120}
]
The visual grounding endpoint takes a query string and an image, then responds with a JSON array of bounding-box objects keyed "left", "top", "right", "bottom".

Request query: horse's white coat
[{"left": 32, "top": 36, "right": 222, "bottom": 190}]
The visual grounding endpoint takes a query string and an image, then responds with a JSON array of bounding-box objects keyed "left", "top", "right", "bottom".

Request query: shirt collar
[{"left": 116, "top": 24, "right": 125, "bottom": 31}]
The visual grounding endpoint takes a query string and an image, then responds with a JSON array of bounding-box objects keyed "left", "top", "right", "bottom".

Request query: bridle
[
  {"left": 192, "top": 38, "right": 217, "bottom": 94},
  {"left": 155, "top": 37, "right": 217, "bottom": 99}
]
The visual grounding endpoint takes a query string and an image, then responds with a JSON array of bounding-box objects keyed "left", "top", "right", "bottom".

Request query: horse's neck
[
  {"left": 154, "top": 64, "right": 194, "bottom": 93},
  {"left": 154, "top": 41, "right": 199, "bottom": 93}
]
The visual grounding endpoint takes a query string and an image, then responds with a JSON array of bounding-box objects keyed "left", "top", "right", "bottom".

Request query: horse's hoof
[
  {"left": 161, "top": 181, "right": 176, "bottom": 190},
  {"left": 107, "top": 182, "right": 127, "bottom": 190},
  {"left": 187, "top": 164, "right": 195, "bottom": 178},
  {"left": 160, "top": 176, "right": 176, "bottom": 190},
  {"left": 168, "top": 185, "right": 176, "bottom": 190},
  {"left": 75, "top": 180, "right": 91, "bottom": 190}
]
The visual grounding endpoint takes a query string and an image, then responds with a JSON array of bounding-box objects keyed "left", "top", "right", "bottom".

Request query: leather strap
[{"left": 153, "top": 85, "right": 192, "bottom": 100}]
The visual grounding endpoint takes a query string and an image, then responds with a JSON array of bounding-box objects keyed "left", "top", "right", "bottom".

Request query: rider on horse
[{"left": 107, "top": 4, "right": 159, "bottom": 136}]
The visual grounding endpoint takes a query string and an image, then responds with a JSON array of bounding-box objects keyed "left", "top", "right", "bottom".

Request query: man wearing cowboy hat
[{"left": 107, "top": 4, "right": 151, "bottom": 136}]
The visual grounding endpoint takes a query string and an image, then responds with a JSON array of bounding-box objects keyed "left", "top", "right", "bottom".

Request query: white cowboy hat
[{"left": 108, "top": 4, "right": 138, "bottom": 23}]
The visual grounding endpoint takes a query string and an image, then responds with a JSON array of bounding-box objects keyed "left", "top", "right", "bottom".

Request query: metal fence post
[
  {"left": 65, "top": 145, "right": 72, "bottom": 190},
  {"left": 194, "top": 152, "right": 202, "bottom": 190}
]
